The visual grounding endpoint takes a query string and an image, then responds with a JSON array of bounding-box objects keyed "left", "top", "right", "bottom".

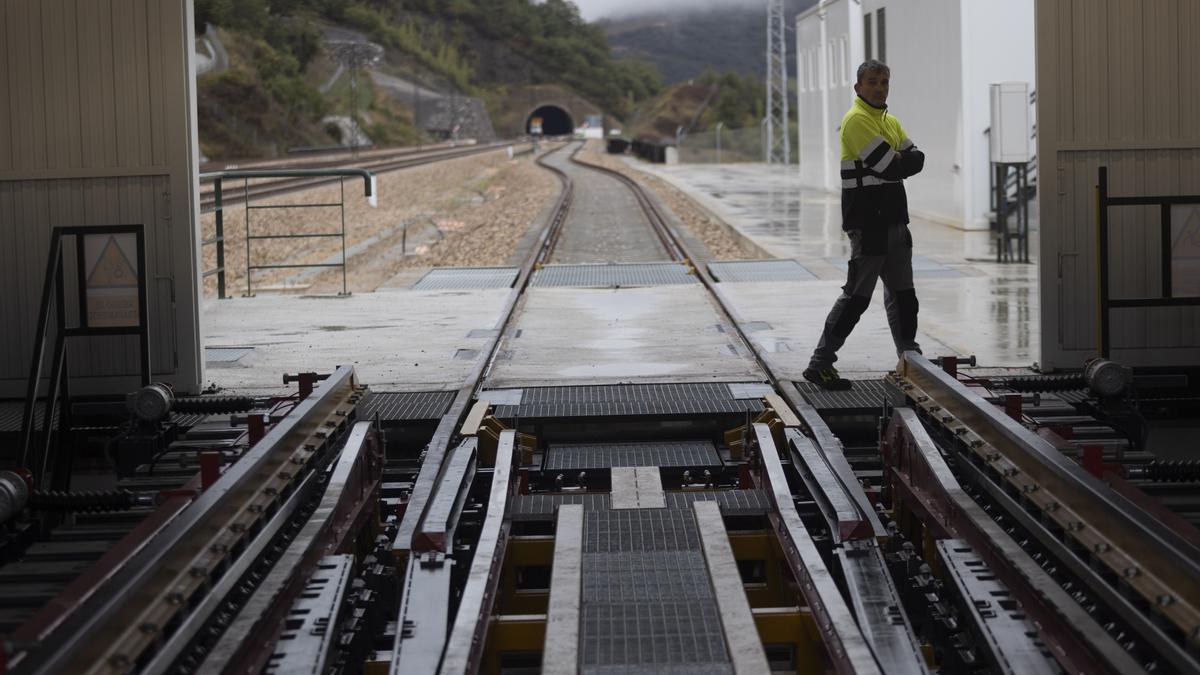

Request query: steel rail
[
  {"left": 556, "top": 142, "right": 922, "bottom": 671},
  {"left": 389, "top": 142, "right": 575, "bottom": 671},
  {"left": 952, "top": 431, "right": 1199, "bottom": 673},
  {"left": 933, "top": 540, "right": 1059, "bottom": 675},
  {"left": 883, "top": 406, "right": 1143, "bottom": 674},
  {"left": 439, "top": 430, "right": 517, "bottom": 674},
  {"left": 199, "top": 142, "right": 525, "bottom": 213},
  {"left": 392, "top": 140, "right": 912, "bottom": 673},
  {"left": 16, "top": 366, "right": 362, "bottom": 675},
  {"left": 895, "top": 353, "right": 1200, "bottom": 648},
  {"left": 531, "top": 142, "right": 576, "bottom": 264},
  {"left": 566, "top": 146, "right": 686, "bottom": 262},
  {"left": 393, "top": 141, "right": 574, "bottom": 562},
  {"left": 197, "top": 420, "right": 382, "bottom": 674},
  {"left": 138, "top": 468, "right": 323, "bottom": 674},
  {"left": 197, "top": 139, "right": 486, "bottom": 174},
  {"left": 752, "top": 423, "right": 885, "bottom": 675}
]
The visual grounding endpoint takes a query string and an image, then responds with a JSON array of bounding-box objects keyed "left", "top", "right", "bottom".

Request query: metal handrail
[{"left": 199, "top": 169, "right": 376, "bottom": 298}]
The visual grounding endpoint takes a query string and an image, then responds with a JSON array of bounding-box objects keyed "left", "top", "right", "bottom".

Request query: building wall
[
  {"left": 796, "top": 7, "right": 828, "bottom": 189},
  {"left": 959, "top": 0, "right": 1036, "bottom": 230},
  {"left": 863, "top": 0, "right": 965, "bottom": 227},
  {"left": 0, "top": 0, "right": 202, "bottom": 396},
  {"left": 795, "top": 0, "right": 861, "bottom": 192},
  {"left": 1038, "top": 0, "right": 1200, "bottom": 369}
]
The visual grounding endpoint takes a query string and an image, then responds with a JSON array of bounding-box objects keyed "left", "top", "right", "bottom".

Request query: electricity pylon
[{"left": 766, "top": 0, "right": 790, "bottom": 165}]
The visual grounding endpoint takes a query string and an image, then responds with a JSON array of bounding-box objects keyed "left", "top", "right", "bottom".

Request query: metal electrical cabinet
[
  {"left": 1036, "top": 0, "right": 1200, "bottom": 370},
  {"left": 990, "top": 82, "right": 1032, "bottom": 164},
  {"left": 0, "top": 0, "right": 204, "bottom": 396}
]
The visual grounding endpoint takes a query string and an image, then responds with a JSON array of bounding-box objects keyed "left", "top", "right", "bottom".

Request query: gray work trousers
[{"left": 810, "top": 223, "right": 921, "bottom": 369}]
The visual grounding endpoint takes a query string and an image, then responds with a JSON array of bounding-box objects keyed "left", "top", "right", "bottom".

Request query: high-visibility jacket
[{"left": 839, "top": 96, "right": 925, "bottom": 233}]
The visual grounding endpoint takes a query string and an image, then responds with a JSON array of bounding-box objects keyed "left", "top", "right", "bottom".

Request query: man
[{"left": 803, "top": 59, "right": 925, "bottom": 391}]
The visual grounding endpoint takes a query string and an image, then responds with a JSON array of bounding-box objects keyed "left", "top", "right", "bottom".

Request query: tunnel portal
[{"left": 527, "top": 105, "right": 574, "bottom": 136}]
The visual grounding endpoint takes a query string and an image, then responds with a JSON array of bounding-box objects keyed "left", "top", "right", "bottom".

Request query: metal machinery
[{"left": 2, "top": 143, "right": 1198, "bottom": 674}]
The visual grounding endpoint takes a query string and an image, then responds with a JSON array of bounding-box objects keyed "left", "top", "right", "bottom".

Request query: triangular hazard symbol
[
  {"left": 1175, "top": 208, "right": 1200, "bottom": 255},
  {"left": 88, "top": 236, "right": 137, "bottom": 288}
]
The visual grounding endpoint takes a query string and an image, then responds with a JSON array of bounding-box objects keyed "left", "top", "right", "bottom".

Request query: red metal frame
[{"left": 881, "top": 409, "right": 1114, "bottom": 675}]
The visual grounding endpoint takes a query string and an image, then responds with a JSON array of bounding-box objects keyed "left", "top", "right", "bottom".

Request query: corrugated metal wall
[
  {"left": 0, "top": 0, "right": 201, "bottom": 396},
  {"left": 1038, "top": 0, "right": 1200, "bottom": 369}
]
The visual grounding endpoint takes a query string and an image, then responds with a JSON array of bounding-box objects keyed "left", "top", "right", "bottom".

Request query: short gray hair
[{"left": 856, "top": 59, "right": 890, "bottom": 84}]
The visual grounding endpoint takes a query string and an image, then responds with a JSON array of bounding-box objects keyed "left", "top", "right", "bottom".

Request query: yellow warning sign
[{"left": 85, "top": 234, "right": 140, "bottom": 327}]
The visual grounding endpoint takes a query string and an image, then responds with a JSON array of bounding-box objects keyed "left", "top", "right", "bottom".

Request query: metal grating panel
[
  {"left": 726, "top": 382, "right": 773, "bottom": 399},
  {"left": 204, "top": 346, "right": 254, "bottom": 363},
  {"left": 511, "top": 494, "right": 611, "bottom": 520},
  {"left": 532, "top": 263, "right": 697, "bottom": 288},
  {"left": 410, "top": 267, "right": 518, "bottom": 290},
  {"left": 493, "top": 383, "right": 764, "bottom": 419},
  {"left": 708, "top": 259, "right": 817, "bottom": 282},
  {"left": 584, "top": 509, "right": 702, "bottom": 553},
  {"left": 665, "top": 490, "right": 771, "bottom": 514},
  {"left": 510, "top": 490, "right": 769, "bottom": 521},
  {"left": 794, "top": 379, "right": 904, "bottom": 411},
  {"left": 580, "top": 506, "right": 731, "bottom": 672},
  {"left": 827, "top": 255, "right": 965, "bottom": 279},
  {"left": 547, "top": 441, "right": 720, "bottom": 470},
  {"left": 580, "top": 602, "right": 731, "bottom": 671},
  {"left": 359, "top": 391, "right": 455, "bottom": 421},
  {"left": 583, "top": 551, "right": 712, "bottom": 602}
]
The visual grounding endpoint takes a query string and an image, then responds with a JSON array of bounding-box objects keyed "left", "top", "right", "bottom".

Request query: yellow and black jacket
[{"left": 839, "top": 96, "right": 925, "bottom": 236}]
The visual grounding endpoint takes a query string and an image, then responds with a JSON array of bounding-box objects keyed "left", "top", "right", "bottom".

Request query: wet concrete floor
[
  {"left": 634, "top": 162, "right": 1041, "bottom": 374},
  {"left": 201, "top": 159, "right": 1040, "bottom": 392}
]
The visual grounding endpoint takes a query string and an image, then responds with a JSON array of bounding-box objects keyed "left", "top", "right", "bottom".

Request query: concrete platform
[
  {"left": 632, "top": 161, "right": 1040, "bottom": 371},
  {"left": 484, "top": 286, "right": 762, "bottom": 389},
  {"left": 201, "top": 287, "right": 511, "bottom": 393}
]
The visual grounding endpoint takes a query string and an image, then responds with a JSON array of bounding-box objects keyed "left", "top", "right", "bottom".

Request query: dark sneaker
[{"left": 803, "top": 366, "right": 853, "bottom": 391}]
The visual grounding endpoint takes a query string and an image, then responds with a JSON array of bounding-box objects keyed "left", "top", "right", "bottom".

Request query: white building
[{"left": 796, "top": 0, "right": 1036, "bottom": 231}]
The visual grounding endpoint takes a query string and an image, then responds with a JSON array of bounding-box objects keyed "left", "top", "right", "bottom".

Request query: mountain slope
[{"left": 600, "top": 0, "right": 817, "bottom": 84}]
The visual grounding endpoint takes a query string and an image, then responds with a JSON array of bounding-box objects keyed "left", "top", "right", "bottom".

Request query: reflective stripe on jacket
[{"left": 839, "top": 96, "right": 923, "bottom": 232}]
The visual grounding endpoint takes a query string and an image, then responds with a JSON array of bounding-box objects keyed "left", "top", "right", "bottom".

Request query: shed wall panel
[
  {"left": 0, "top": 0, "right": 200, "bottom": 396},
  {"left": 1038, "top": 0, "right": 1200, "bottom": 370}
]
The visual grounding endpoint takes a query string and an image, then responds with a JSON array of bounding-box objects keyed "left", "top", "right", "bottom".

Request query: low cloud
[{"left": 573, "top": 0, "right": 765, "bottom": 21}]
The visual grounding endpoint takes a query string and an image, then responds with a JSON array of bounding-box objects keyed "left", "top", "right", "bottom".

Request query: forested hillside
[
  {"left": 601, "top": 0, "right": 816, "bottom": 84},
  {"left": 194, "top": 0, "right": 663, "bottom": 158}
]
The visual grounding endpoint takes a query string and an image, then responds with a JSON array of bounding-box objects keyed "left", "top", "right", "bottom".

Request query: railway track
[
  {"left": 4, "top": 141, "right": 1197, "bottom": 674},
  {"left": 198, "top": 141, "right": 526, "bottom": 213}
]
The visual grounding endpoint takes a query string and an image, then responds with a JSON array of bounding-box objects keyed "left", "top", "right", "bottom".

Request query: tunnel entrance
[{"left": 527, "top": 105, "right": 574, "bottom": 136}]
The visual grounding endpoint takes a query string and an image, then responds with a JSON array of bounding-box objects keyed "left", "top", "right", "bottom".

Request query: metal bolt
[
  {"left": 1157, "top": 595, "right": 1174, "bottom": 606},
  {"left": 211, "top": 543, "right": 228, "bottom": 554},
  {"left": 189, "top": 566, "right": 207, "bottom": 578},
  {"left": 1124, "top": 566, "right": 1140, "bottom": 578},
  {"left": 109, "top": 654, "right": 131, "bottom": 668},
  {"left": 166, "top": 591, "right": 186, "bottom": 605},
  {"left": 1093, "top": 542, "right": 1110, "bottom": 554}
]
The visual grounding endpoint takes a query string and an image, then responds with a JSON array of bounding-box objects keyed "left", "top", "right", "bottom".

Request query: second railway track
[{"left": 198, "top": 141, "right": 528, "bottom": 213}]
